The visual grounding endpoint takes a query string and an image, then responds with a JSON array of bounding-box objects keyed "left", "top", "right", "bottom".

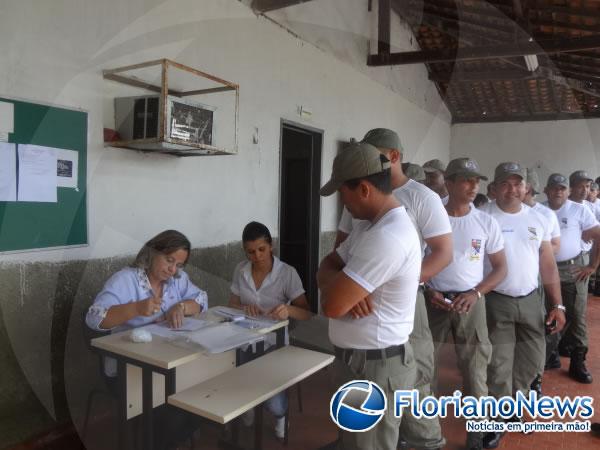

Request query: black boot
[
  {"left": 482, "top": 431, "right": 504, "bottom": 449},
  {"left": 545, "top": 351, "right": 561, "bottom": 370},
  {"left": 530, "top": 374, "right": 542, "bottom": 396},
  {"left": 466, "top": 431, "right": 483, "bottom": 450},
  {"left": 558, "top": 340, "right": 573, "bottom": 358},
  {"left": 594, "top": 281, "right": 600, "bottom": 296},
  {"left": 569, "top": 347, "right": 593, "bottom": 384}
]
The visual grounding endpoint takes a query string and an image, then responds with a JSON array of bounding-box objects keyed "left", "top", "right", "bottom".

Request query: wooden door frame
[{"left": 278, "top": 119, "right": 323, "bottom": 312}]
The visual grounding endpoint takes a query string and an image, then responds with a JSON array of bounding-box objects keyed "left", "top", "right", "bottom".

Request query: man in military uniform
[
  {"left": 480, "top": 163, "right": 565, "bottom": 449},
  {"left": 425, "top": 157, "right": 507, "bottom": 450},
  {"left": 336, "top": 129, "right": 452, "bottom": 450},
  {"left": 318, "top": 142, "right": 421, "bottom": 450},
  {"left": 544, "top": 173, "right": 600, "bottom": 383},
  {"left": 423, "top": 159, "right": 448, "bottom": 203},
  {"left": 403, "top": 162, "right": 426, "bottom": 183}
]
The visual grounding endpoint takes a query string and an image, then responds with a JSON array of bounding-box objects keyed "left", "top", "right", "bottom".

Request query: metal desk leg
[
  {"left": 255, "top": 340, "right": 265, "bottom": 357},
  {"left": 275, "top": 327, "right": 286, "bottom": 348},
  {"left": 165, "top": 369, "right": 176, "bottom": 396},
  {"left": 117, "top": 360, "right": 127, "bottom": 450},
  {"left": 142, "top": 367, "right": 154, "bottom": 450},
  {"left": 254, "top": 405, "right": 264, "bottom": 450}
]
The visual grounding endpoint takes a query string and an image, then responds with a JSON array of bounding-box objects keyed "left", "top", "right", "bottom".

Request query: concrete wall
[
  {"left": 264, "top": 0, "right": 449, "bottom": 120},
  {"left": 450, "top": 119, "right": 600, "bottom": 194},
  {"left": 0, "top": 0, "right": 449, "bottom": 445}
]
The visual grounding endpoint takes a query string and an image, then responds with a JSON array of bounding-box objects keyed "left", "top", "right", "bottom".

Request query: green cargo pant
[
  {"left": 554, "top": 254, "right": 589, "bottom": 351},
  {"left": 486, "top": 290, "right": 546, "bottom": 398},
  {"left": 426, "top": 294, "right": 492, "bottom": 398},
  {"left": 333, "top": 343, "right": 416, "bottom": 450},
  {"left": 398, "top": 290, "right": 445, "bottom": 449}
]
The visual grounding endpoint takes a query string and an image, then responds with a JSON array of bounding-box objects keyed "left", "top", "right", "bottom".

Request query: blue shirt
[{"left": 86, "top": 267, "right": 208, "bottom": 332}]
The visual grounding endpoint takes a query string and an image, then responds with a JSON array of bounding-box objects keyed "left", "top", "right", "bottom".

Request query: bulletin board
[{"left": 0, "top": 97, "right": 87, "bottom": 252}]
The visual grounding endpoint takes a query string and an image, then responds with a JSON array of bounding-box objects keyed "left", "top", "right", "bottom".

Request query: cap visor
[
  {"left": 548, "top": 182, "right": 569, "bottom": 188},
  {"left": 494, "top": 172, "right": 523, "bottom": 183},
  {"left": 422, "top": 167, "right": 438, "bottom": 173},
  {"left": 451, "top": 171, "right": 488, "bottom": 181},
  {"left": 319, "top": 179, "right": 342, "bottom": 196},
  {"left": 470, "top": 172, "right": 488, "bottom": 181}
]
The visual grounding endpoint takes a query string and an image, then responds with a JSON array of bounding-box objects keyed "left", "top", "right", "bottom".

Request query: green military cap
[
  {"left": 546, "top": 173, "right": 569, "bottom": 188},
  {"left": 493, "top": 161, "right": 526, "bottom": 183},
  {"left": 569, "top": 170, "right": 593, "bottom": 185},
  {"left": 526, "top": 168, "right": 541, "bottom": 195},
  {"left": 320, "top": 142, "right": 391, "bottom": 196},
  {"left": 445, "top": 157, "right": 488, "bottom": 180},
  {"left": 361, "top": 128, "right": 403, "bottom": 152},
  {"left": 403, "top": 162, "right": 426, "bottom": 183},
  {"left": 423, "top": 159, "right": 446, "bottom": 174}
]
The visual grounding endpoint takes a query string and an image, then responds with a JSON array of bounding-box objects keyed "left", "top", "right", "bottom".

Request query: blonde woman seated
[
  {"left": 86, "top": 229, "right": 207, "bottom": 450},
  {"left": 86, "top": 229, "right": 207, "bottom": 337},
  {"left": 229, "top": 221, "right": 311, "bottom": 439}
]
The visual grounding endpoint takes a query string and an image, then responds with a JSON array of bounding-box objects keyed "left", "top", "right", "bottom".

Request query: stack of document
[
  {"left": 143, "top": 315, "right": 266, "bottom": 354},
  {"left": 186, "top": 324, "right": 264, "bottom": 354},
  {"left": 212, "top": 306, "right": 279, "bottom": 331}
]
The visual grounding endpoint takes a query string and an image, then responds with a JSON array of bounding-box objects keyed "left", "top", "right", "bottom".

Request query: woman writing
[
  {"left": 229, "top": 221, "right": 311, "bottom": 439},
  {"left": 86, "top": 229, "right": 207, "bottom": 334},
  {"left": 85, "top": 229, "right": 206, "bottom": 450}
]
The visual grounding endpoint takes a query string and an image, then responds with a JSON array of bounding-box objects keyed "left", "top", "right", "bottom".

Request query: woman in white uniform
[{"left": 229, "top": 221, "right": 311, "bottom": 439}]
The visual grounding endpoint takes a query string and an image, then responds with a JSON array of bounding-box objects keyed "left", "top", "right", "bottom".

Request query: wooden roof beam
[
  {"left": 404, "top": 3, "right": 516, "bottom": 35},
  {"left": 529, "top": 5, "right": 600, "bottom": 21},
  {"left": 429, "top": 69, "right": 534, "bottom": 82},
  {"left": 251, "top": 0, "right": 316, "bottom": 13},
  {"left": 367, "top": 35, "right": 600, "bottom": 66}
]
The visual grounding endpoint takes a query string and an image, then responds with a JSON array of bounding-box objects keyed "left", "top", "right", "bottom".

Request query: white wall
[
  {"left": 0, "top": 0, "right": 451, "bottom": 263},
  {"left": 451, "top": 119, "right": 600, "bottom": 192},
  {"left": 265, "top": 0, "right": 450, "bottom": 120}
]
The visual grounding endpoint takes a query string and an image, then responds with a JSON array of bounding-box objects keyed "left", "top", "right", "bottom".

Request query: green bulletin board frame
[{"left": 0, "top": 97, "right": 87, "bottom": 252}]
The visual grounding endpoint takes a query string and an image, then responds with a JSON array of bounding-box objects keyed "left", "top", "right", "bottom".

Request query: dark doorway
[{"left": 279, "top": 121, "right": 322, "bottom": 313}]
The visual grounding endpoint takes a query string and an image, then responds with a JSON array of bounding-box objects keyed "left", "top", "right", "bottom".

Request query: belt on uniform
[
  {"left": 491, "top": 289, "right": 536, "bottom": 299},
  {"left": 334, "top": 344, "right": 405, "bottom": 362},
  {"left": 557, "top": 253, "right": 583, "bottom": 267},
  {"left": 441, "top": 290, "right": 471, "bottom": 300}
]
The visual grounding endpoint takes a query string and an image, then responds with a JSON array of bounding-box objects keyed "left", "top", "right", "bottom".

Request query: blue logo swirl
[{"left": 330, "top": 380, "right": 387, "bottom": 432}]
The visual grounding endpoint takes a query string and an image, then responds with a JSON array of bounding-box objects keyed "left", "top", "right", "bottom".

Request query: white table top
[
  {"left": 90, "top": 307, "right": 288, "bottom": 370},
  {"left": 167, "top": 345, "right": 334, "bottom": 424}
]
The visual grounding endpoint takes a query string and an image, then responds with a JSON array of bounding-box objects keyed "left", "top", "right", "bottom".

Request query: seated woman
[
  {"left": 229, "top": 221, "right": 311, "bottom": 439},
  {"left": 85, "top": 229, "right": 207, "bottom": 450},
  {"left": 86, "top": 229, "right": 207, "bottom": 335}
]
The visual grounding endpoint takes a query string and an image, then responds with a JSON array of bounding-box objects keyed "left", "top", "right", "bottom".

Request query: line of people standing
[{"left": 318, "top": 128, "right": 599, "bottom": 450}]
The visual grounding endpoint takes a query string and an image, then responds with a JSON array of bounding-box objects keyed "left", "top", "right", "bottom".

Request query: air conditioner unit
[{"left": 114, "top": 95, "right": 215, "bottom": 146}]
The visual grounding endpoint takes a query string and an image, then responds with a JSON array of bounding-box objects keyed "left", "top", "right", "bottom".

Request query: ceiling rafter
[
  {"left": 391, "top": 0, "right": 600, "bottom": 121},
  {"left": 251, "top": 0, "right": 316, "bottom": 13},
  {"left": 368, "top": 34, "right": 600, "bottom": 66}
]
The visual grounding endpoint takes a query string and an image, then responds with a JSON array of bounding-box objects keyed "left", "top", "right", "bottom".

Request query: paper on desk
[
  {"left": 212, "top": 305, "right": 278, "bottom": 331},
  {"left": 186, "top": 323, "right": 264, "bottom": 354},
  {"left": 145, "top": 318, "right": 212, "bottom": 338},
  {"left": 212, "top": 306, "right": 245, "bottom": 321},
  {"left": 0, "top": 143, "right": 16, "bottom": 201},
  {"left": 17, "top": 144, "right": 57, "bottom": 202}
]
